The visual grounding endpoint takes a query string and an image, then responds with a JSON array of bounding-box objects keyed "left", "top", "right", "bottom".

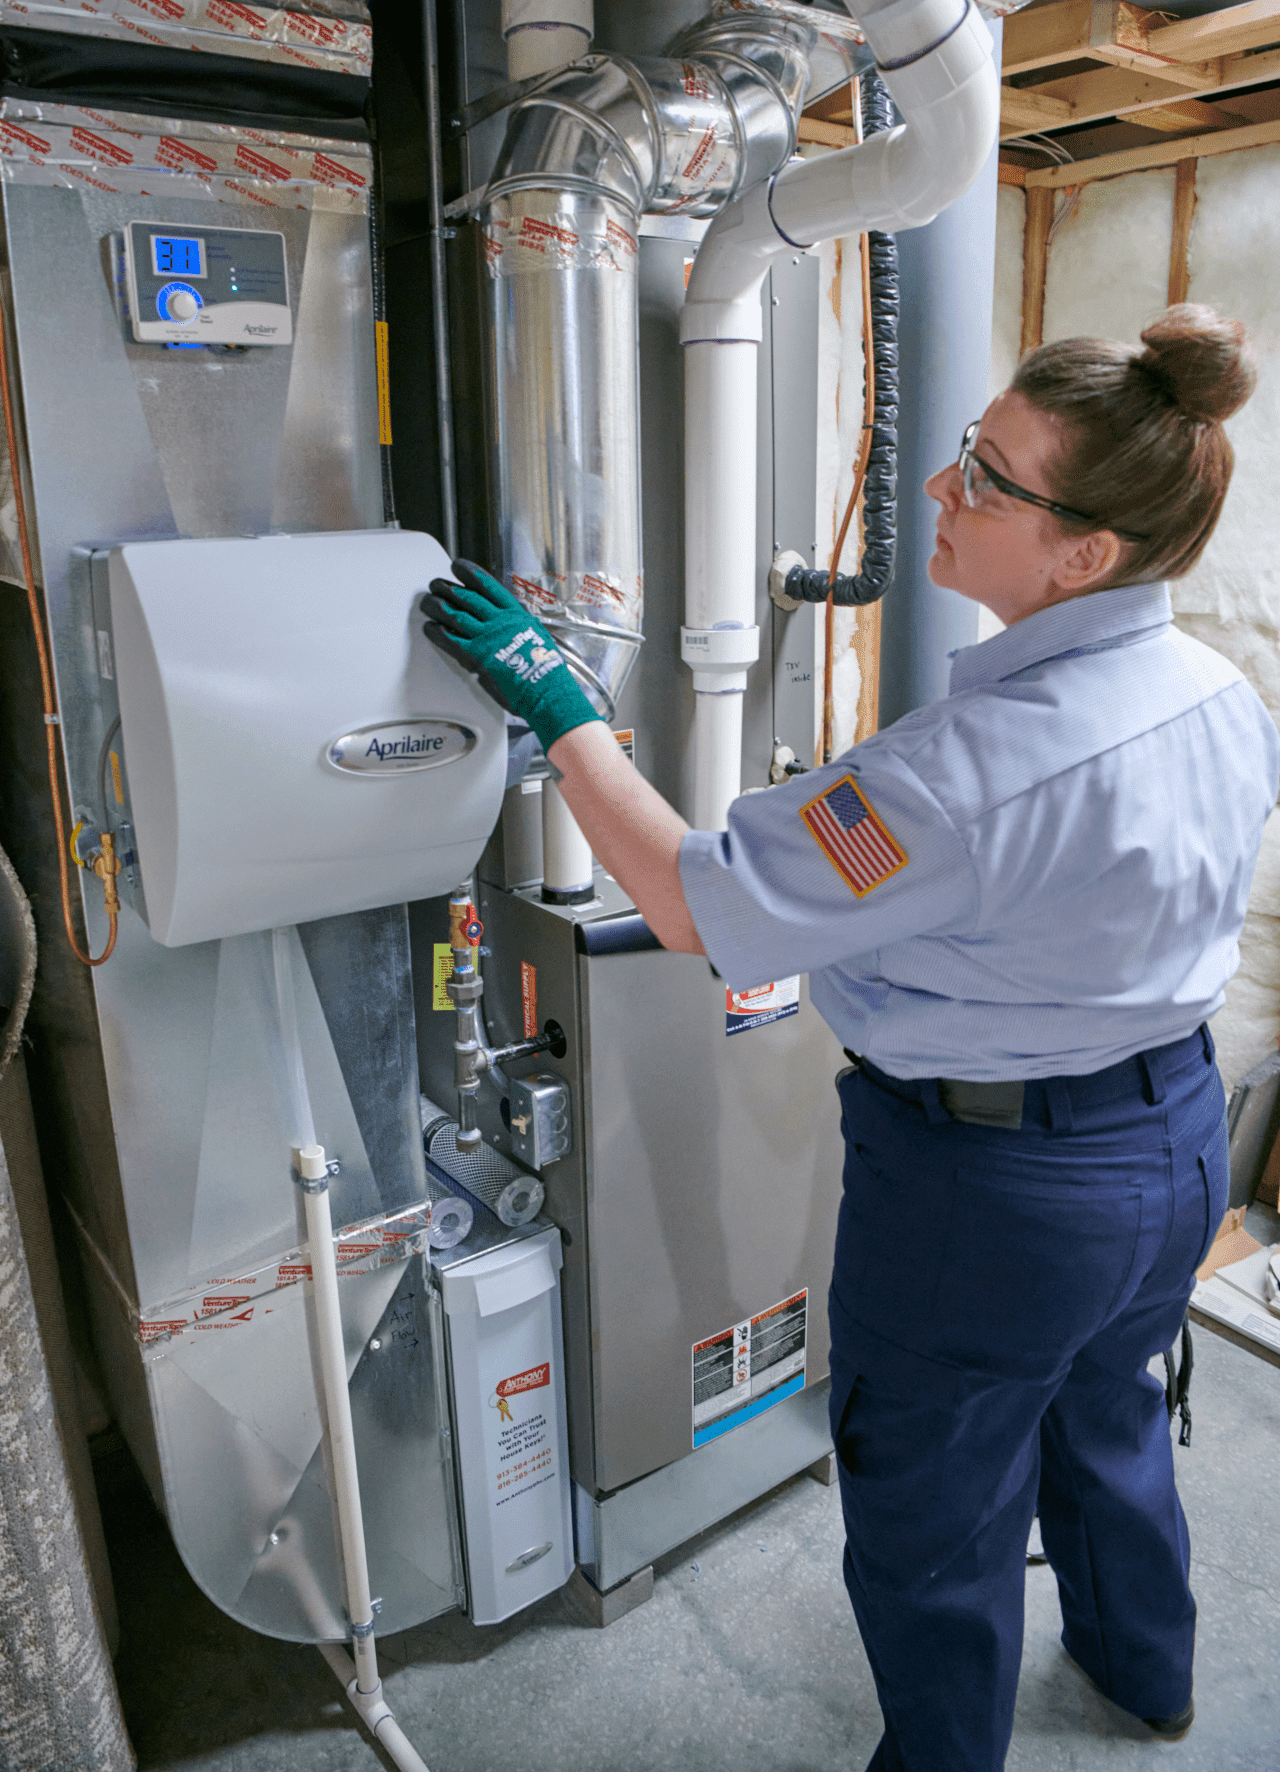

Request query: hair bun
[{"left": 1137, "top": 304, "right": 1256, "bottom": 423}]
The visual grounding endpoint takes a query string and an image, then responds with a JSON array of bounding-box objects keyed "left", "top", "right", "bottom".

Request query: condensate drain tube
[{"left": 272, "top": 927, "right": 432, "bottom": 1771}]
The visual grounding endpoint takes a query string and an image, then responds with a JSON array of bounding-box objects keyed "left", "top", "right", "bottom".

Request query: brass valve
[{"left": 91, "top": 831, "right": 122, "bottom": 917}]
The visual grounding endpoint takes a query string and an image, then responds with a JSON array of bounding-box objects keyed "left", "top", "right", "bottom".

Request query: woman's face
[{"left": 926, "top": 391, "right": 1119, "bottom": 626}]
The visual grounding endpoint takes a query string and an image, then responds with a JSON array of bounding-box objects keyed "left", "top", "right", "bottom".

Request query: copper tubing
[
  {"left": 822, "top": 222, "right": 875, "bottom": 766},
  {"left": 821, "top": 89, "right": 875, "bottom": 767},
  {"left": 0, "top": 288, "right": 117, "bottom": 966}
]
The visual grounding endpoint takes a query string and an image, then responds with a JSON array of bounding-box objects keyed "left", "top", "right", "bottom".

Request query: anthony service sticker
[
  {"left": 488, "top": 1361, "right": 557, "bottom": 1510},
  {"left": 725, "top": 977, "right": 800, "bottom": 1035}
]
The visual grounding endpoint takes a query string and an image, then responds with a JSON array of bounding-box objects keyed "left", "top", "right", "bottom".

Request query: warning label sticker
[
  {"left": 692, "top": 1289, "right": 807, "bottom": 1448},
  {"left": 725, "top": 976, "right": 800, "bottom": 1036},
  {"left": 433, "top": 942, "right": 453, "bottom": 1011}
]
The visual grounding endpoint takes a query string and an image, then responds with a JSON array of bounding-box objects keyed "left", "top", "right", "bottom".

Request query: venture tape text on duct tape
[
  {"left": 135, "top": 1203, "right": 432, "bottom": 1350},
  {"left": 0, "top": 6, "right": 372, "bottom": 77},
  {"left": 0, "top": 107, "right": 372, "bottom": 215}
]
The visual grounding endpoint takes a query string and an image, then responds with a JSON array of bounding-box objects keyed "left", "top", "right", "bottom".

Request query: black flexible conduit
[{"left": 787, "top": 68, "right": 899, "bottom": 608}]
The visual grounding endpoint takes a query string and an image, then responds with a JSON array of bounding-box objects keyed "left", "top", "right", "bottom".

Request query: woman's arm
[
  {"left": 549, "top": 721, "right": 705, "bottom": 954},
  {"left": 419, "top": 561, "right": 705, "bottom": 953}
]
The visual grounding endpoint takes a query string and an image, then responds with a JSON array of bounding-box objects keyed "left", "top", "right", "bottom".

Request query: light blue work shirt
[{"left": 679, "top": 582, "right": 1280, "bottom": 1081}]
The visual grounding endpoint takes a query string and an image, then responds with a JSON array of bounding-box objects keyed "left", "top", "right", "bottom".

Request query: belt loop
[
  {"left": 918, "top": 1078, "right": 952, "bottom": 1125},
  {"left": 1138, "top": 1049, "right": 1167, "bottom": 1107},
  {"left": 1199, "top": 1024, "right": 1214, "bottom": 1066},
  {"left": 1044, "top": 1077, "right": 1074, "bottom": 1134}
]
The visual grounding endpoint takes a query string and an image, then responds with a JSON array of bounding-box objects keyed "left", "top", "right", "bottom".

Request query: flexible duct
[
  {"left": 785, "top": 69, "right": 899, "bottom": 608},
  {"left": 681, "top": 0, "right": 998, "bottom": 828}
]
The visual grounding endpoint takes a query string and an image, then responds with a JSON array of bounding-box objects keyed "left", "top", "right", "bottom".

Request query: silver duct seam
[{"left": 481, "top": 3, "right": 866, "bottom": 718}]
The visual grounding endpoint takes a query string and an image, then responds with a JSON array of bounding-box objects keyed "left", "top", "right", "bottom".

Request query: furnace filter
[{"left": 421, "top": 1097, "right": 545, "bottom": 1226}]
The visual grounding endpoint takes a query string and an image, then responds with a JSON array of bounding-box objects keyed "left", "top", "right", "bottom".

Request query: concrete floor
[{"left": 98, "top": 1227, "right": 1280, "bottom": 1772}]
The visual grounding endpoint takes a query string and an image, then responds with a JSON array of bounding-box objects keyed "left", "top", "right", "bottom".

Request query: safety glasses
[{"left": 958, "top": 421, "right": 1148, "bottom": 541}]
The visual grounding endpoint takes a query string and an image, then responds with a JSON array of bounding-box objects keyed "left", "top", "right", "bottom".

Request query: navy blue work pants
[{"left": 828, "top": 1027, "right": 1227, "bottom": 1772}]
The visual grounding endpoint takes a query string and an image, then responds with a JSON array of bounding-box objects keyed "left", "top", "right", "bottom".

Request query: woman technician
[{"left": 423, "top": 305, "right": 1278, "bottom": 1772}]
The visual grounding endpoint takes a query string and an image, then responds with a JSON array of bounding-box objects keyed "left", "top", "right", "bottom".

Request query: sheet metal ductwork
[{"left": 482, "top": 2, "right": 867, "bottom": 720}]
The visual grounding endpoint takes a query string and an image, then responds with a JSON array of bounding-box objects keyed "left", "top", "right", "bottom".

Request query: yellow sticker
[
  {"left": 110, "top": 749, "right": 124, "bottom": 807},
  {"left": 433, "top": 942, "right": 454, "bottom": 1011},
  {"left": 375, "top": 319, "right": 393, "bottom": 446}
]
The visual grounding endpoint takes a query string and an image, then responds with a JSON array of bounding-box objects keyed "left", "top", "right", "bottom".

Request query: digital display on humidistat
[{"left": 150, "top": 234, "right": 205, "bottom": 278}]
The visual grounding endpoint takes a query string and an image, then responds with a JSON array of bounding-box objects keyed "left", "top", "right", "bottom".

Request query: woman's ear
[{"left": 1052, "top": 527, "right": 1126, "bottom": 594}]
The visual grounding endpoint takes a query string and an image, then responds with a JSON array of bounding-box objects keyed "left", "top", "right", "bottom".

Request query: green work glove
[{"left": 421, "top": 558, "right": 603, "bottom": 754}]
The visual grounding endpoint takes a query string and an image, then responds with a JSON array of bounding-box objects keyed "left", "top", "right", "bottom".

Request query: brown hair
[{"left": 1011, "top": 304, "right": 1256, "bottom": 586}]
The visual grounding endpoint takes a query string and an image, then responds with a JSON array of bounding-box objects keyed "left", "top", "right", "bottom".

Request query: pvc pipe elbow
[
  {"left": 681, "top": 3, "right": 996, "bottom": 342},
  {"left": 680, "top": 180, "right": 778, "bottom": 345},
  {"left": 770, "top": 3, "right": 997, "bottom": 243},
  {"left": 848, "top": 0, "right": 967, "bottom": 69}
]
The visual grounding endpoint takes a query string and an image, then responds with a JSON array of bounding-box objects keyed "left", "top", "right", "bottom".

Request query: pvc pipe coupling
[{"left": 680, "top": 624, "right": 761, "bottom": 695}]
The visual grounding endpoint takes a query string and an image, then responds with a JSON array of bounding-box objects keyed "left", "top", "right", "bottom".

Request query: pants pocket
[
  {"left": 1190, "top": 1112, "right": 1230, "bottom": 1274},
  {"left": 930, "top": 1156, "right": 1146, "bottom": 1380}
]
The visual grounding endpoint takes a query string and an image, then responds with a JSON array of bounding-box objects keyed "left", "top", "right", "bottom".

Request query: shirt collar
[{"left": 948, "top": 582, "right": 1172, "bottom": 696}]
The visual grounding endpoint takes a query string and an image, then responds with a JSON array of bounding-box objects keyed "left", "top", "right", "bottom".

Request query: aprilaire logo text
[{"left": 326, "top": 718, "right": 476, "bottom": 776}]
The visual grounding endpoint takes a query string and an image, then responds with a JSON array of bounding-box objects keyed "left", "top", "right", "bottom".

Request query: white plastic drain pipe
[
  {"left": 271, "top": 927, "right": 432, "bottom": 1772},
  {"left": 681, "top": 0, "right": 999, "bottom": 828},
  {"left": 502, "top": 0, "right": 592, "bottom": 81}
]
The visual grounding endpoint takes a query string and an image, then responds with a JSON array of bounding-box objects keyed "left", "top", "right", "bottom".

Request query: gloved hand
[{"left": 421, "top": 558, "right": 603, "bottom": 754}]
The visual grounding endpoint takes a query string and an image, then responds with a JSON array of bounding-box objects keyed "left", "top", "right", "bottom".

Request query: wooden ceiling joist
[
  {"left": 1003, "top": 0, "right": 1094, "bottom": 75},
  {"left": 1000, "top": 0, "right": 1280, "bottom": 172},
  {"left": 1020, "top": 113, "right": 1280, "bottom": 187},
  {"left": 1146, "top": 0, "right": 1280, "bottom": 63}
]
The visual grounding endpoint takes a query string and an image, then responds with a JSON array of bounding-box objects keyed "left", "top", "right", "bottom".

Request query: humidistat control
[{"left": 123, "top": 221, "right": 292, "bottom": 346}]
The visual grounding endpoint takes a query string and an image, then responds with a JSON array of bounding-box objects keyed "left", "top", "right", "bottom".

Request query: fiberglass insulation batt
[{"left": 992, "top": 150, "right": 1280, "bottom": 1086}]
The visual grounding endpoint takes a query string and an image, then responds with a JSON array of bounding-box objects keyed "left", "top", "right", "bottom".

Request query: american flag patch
[{"left": 800, "top": 775, "right": 908, "bottom": 897}]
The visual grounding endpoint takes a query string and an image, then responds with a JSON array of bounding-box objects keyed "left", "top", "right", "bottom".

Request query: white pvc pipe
[
  {"left": 272, "top": 929, "right": 432, "bottom": 1772},
  {"left": 682, "top": 340, "right": 761, "bottom": 829},
  {"left": 320, "top": 1644, "right": 432, "bottom": 1772},
  {"left": 693, "top": 694, "right": 745, "bottom": 835},
  {"left": 542, "top": 777, "right": 594, "bottom": 895},
  {"left": 503, "top": 0, "right": 592, "bottom": 79},
  {"left": 298, "top": 1155, "right": 380, "bottom": 1694},
  {"left": 679, "top": 0, "right": 998, "bottom": 831},
  {"left": 772, "top": 5, "right": 998, "bottom": 244},
  {"left": 684, "top": 342, "right": 758, "bottom": 634}
]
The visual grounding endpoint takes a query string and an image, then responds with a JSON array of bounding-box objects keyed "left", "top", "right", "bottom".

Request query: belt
[{"left": 844, "top": 1026, "right": 1214, "bottom": 1131}]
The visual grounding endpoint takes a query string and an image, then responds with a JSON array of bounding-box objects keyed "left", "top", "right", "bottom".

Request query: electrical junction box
[
  {"left": 508, "top": 1074, "right": 572, "bottom": 1170},
  {"left": 99, "top": 528, "right": 507, "bottom": 946},
  {"left": 123, "top": 219, "right": 292, "bottom": 345}
]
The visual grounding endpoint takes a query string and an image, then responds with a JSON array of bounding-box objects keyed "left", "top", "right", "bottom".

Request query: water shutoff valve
[{"left": 508, "top": 1074, "right": 572, "bottom": 1171}]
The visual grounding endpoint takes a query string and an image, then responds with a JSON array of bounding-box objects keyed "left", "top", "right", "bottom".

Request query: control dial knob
[{"left": 157, "top": 282, "right": 202, "bottom": 323}]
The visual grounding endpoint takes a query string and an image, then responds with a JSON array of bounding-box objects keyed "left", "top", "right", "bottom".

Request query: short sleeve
[{"left": 678, "top": 743, "right": 978, "bottom": 989}]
